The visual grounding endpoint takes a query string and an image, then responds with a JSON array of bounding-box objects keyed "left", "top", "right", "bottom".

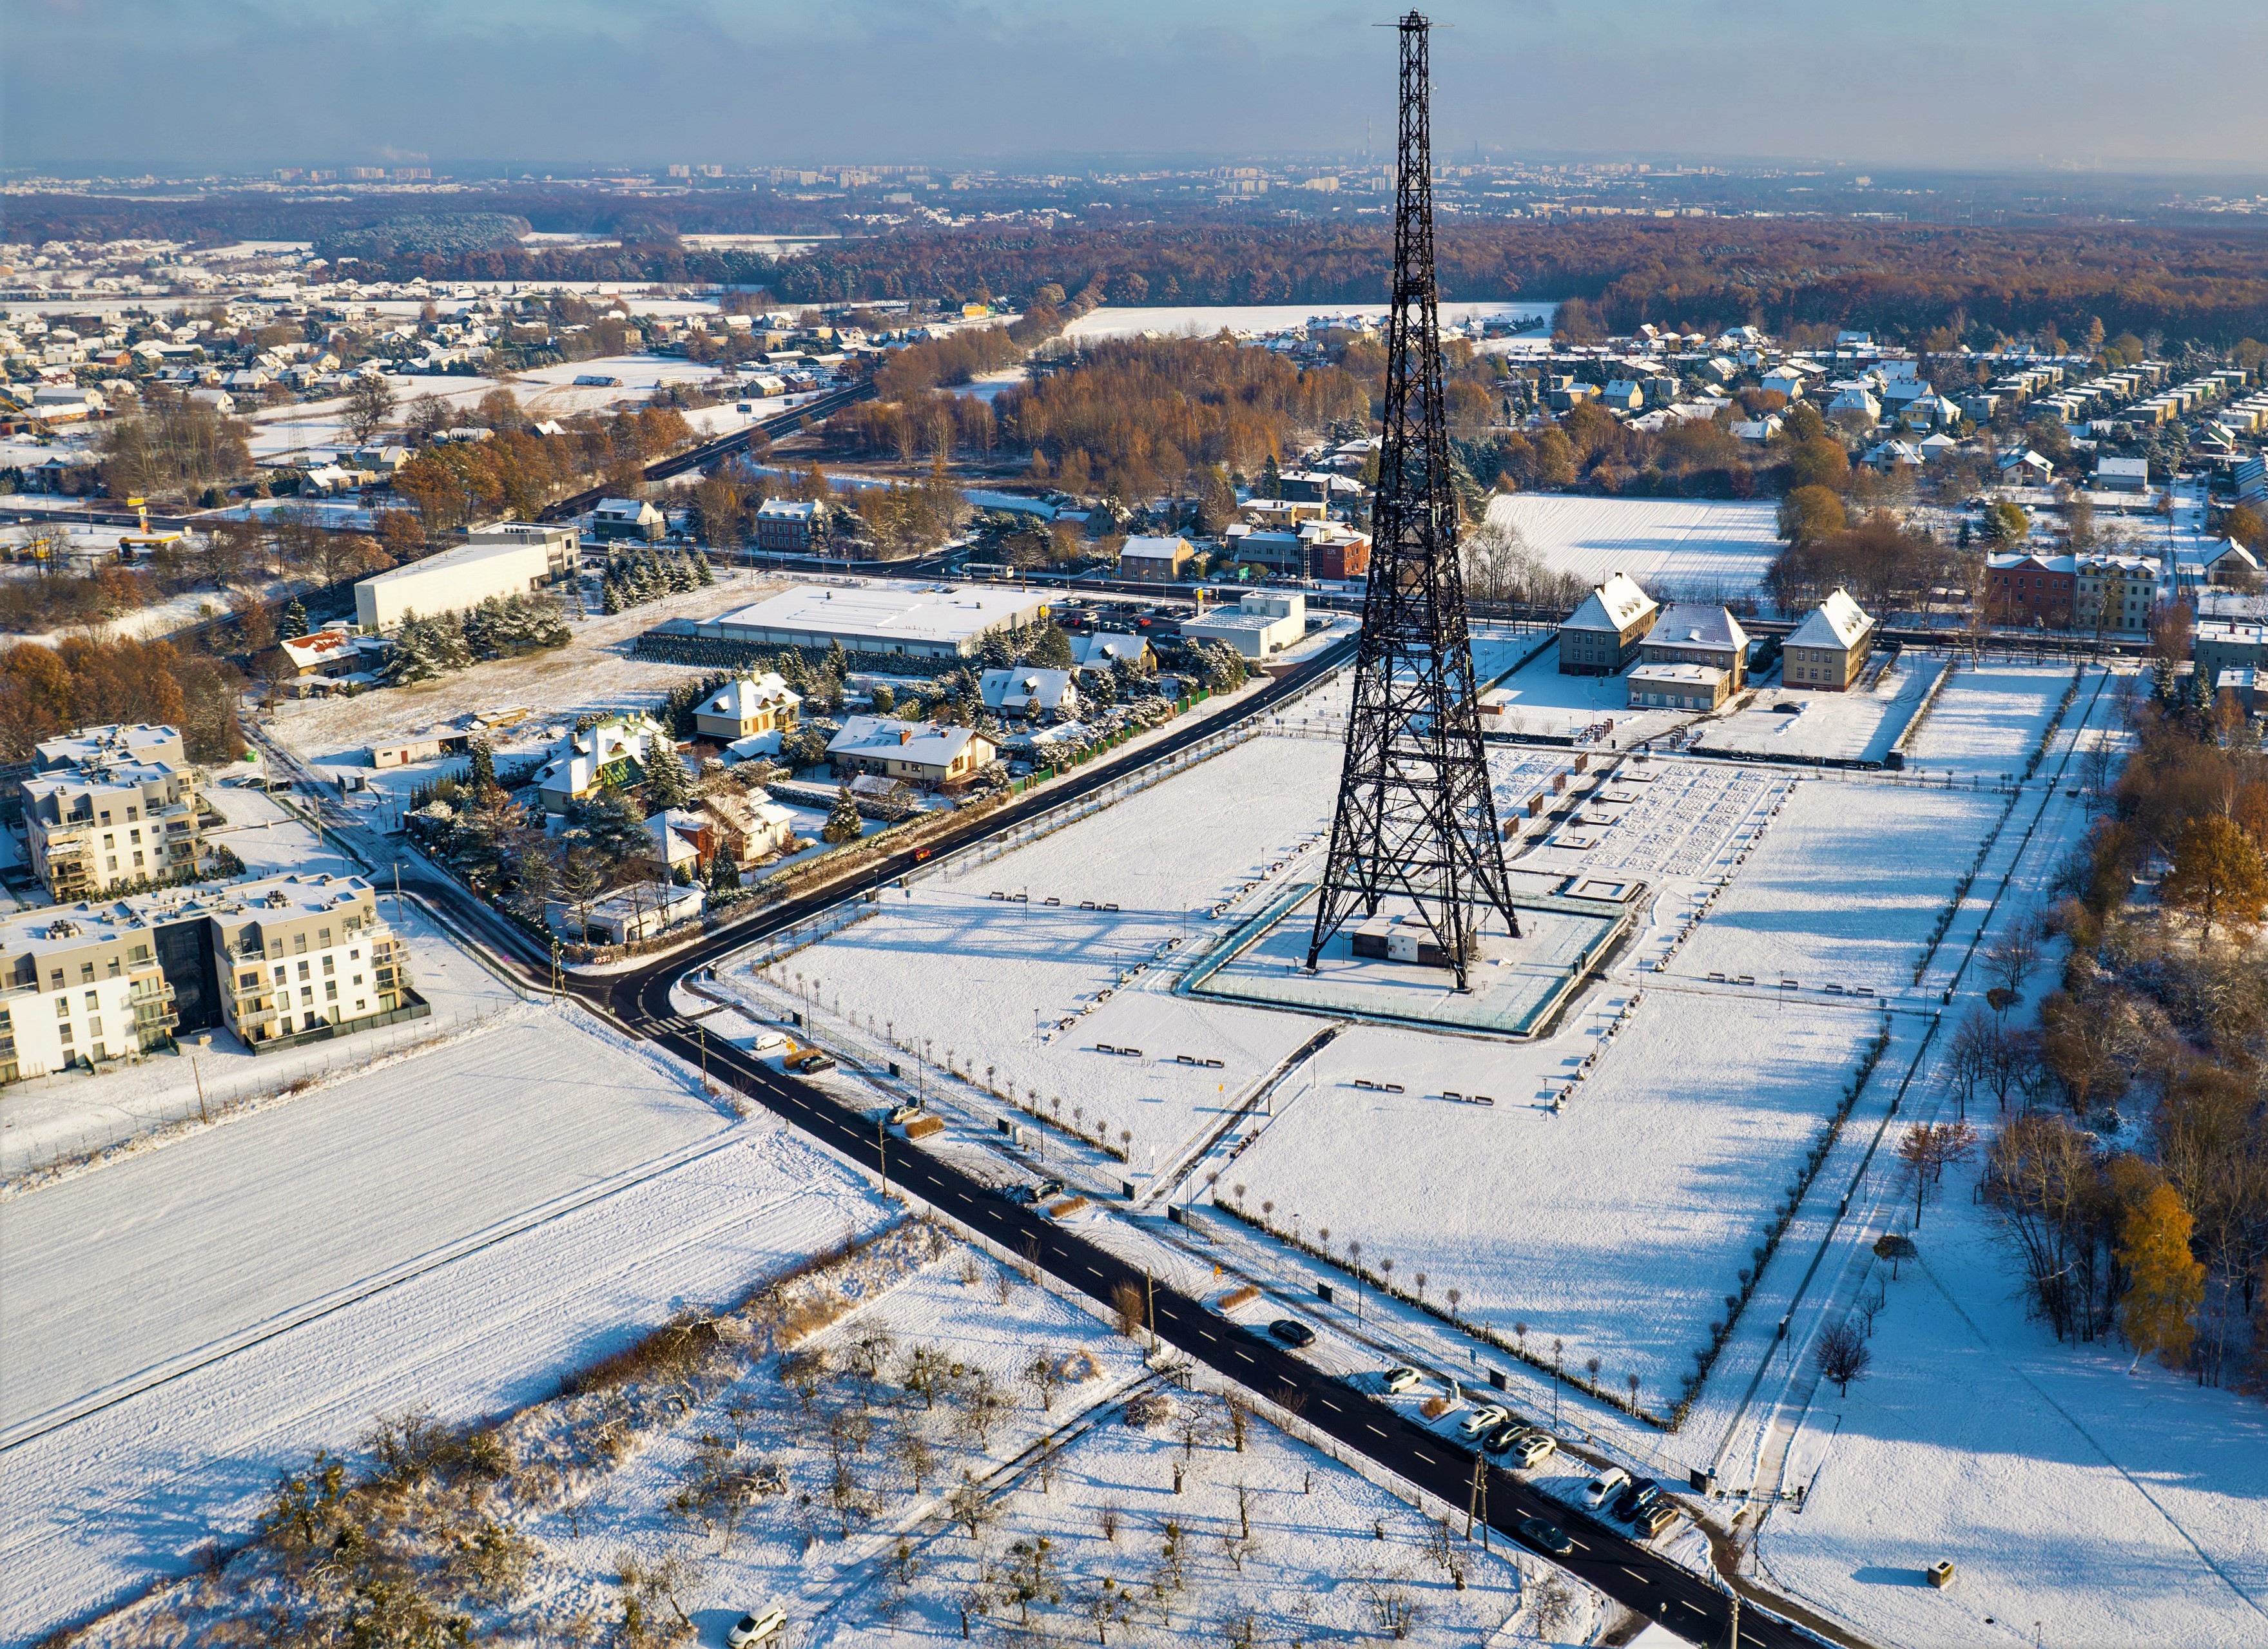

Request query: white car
[
  {"left": 1382, "top": 1365, "right": 1422, "bottom": 1394},
  {"left": 1584, "top": 1465, "right": 1630, "bottom": 1507},
  {"left": 1511, "top": 1432, "right": 1557, "bottom": 1469},
  {"left": 728, "top": 1607, "right": 786, "bottom": 1647},
  {"left": 1458, "top": 1404, "right": 1511, "bottom": 1438},
  {"left": 752, "top": 1032, "right": 788, "bottom": 1055}
]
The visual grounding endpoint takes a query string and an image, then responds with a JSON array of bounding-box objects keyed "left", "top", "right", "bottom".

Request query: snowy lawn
[
  {"left": 1903, "top": 662, "right": 2079, "bottom": 782},
  {"left": 1698, "top": 652, "right": 1937, "bottom": 764},
  {"left": 0, "top": 1006, "right": 733, "bottom": 1438},
  {"left": 1481, "top": 645, "right": 1691, "bottom": 743},
  {"left": 1758, "top": 1176, "right": 2268, "bottom": 1649},
  {"left": 1223, "top": 988, "right": 1880, "bottom": 1405},
  {"left": 773, "top": 734, "right": 1348, "bottom": 1175},
  {"left": 0, "top": 1112, "right": 887, "bottom": 1648},
  {"left": 0, "top": 891, "right": 522, "bottom": 1177},
  {"left": 1673, "top": 778, "right": 2008, "bottom": 996},
  {"left": 1485, "top": 494, "right": 1783, "bottom": 603}
]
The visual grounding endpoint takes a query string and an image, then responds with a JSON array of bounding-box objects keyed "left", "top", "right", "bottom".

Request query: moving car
[
  {"left": 886, "top": 1101, "right": 926, "bottom": 1124},
  {"left": 1268, "top": 1318, "right": 1317, "bottom": 1347},
  {"left": 1381, "top": 1365, "right": 1422, "bottom": 1394},
  {"left": 727, "top": 1606, "right": 786, "bottom": 1646},
  {"left": 1517, "top": 1517, "right": 1575, "bottom": 1556},
  {"left": 1584, "top": 1466, "right": 1631, "bottom": 1508}
]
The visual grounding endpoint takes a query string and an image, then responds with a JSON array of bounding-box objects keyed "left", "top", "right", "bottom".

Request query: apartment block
[{"left": 21, "top": 723, "right": 203, "bottom": 901}]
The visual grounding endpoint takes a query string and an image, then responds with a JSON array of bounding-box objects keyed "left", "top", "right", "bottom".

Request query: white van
[{"left": 728, "top": 1607, "right": 786, "bottom": 1646}]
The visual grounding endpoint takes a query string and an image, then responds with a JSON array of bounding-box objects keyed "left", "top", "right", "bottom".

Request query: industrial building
[
  {"left": 1181, "top": 591, "right": 1309, "bottom": 659},
  {"left": 352, "top": 523, "right": 574, "bottom": 631},
  {"left": 665, "top": 582, "right": 1052, "bottom": 661}
]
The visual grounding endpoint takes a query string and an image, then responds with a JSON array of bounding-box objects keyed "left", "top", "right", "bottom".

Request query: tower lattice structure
[{"left": 1306, "top": 10, "right": 1518, "bottom": 990}]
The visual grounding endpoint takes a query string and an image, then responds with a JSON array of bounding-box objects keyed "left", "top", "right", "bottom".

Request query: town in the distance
[{"left": 3, "top": 10, "right": 2266, "bottom": 1649}]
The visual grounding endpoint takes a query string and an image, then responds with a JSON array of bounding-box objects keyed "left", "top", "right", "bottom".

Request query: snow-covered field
[
  {"left": 1065, "top": 300, "right": 1551, "bottom": 342},
  {"left": 0, "top": 1007, "right": 871, "bottom": 1645},
  {"left": 763, "top": 733, "right": 1349, "bottom": 1175},
  {"left": 1225, "top": 988, "right": 1877, "bottom": 1403},
  {"left": 1699, "top": 652, "right": 1937, "bottom": 764},
  {"left": 1759, "top": 1148, "right": 2268, "bottom": 1649},
  {"left": 1673, "top": 778, "right": 2006, "bottom": 996},
  {"left": 1485, "top": 494, "right": 1783, "bottom": 603},
  {"left": 1903, "top": 662, "right": 2079, "bottom": 782}
]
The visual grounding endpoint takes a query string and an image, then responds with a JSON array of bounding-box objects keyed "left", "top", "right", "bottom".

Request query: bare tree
[
  {"left": 1897, "top": 1120, "right": 1980, "bottom": 1226},
  {"left": 1815, "top": 1318, "right": 1873, "bottom": 1395},
  {"left": 945, "top": 1473, "right": 998, "bottom": 1541},
  {"left": 1023, "top": 1350, "right": 1067, "bottom": 1412},
  {"left": 894, "top": 1427, "right": 938, "bottom": 1495}
]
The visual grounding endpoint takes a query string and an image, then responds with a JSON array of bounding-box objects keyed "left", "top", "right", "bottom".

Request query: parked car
[
  {"left": 990, "top": 1183, "right": 1037, "bottom": 1204},
  {"left": 1030, "top": 1178, "right": 1066, "bottom": 1202},
  {"left": 1381, "top": 1365, "right": 1422, "bottom": 1394},
  {"left": 1510, "top": 1432, "right": 1557, "bottom": 1469},
  {"left": 727, "top": 1606, "right": 786, "bottom": 1646},
  {"left": 1268, "top": 1318, "right": 1317, "bottom": 1347},
  {"left": 1482, "top": 1422, "right": 1529, "bottom": 1455},
  {"left": 1585, "top": 1467, "right": 1631, "bottom": 1508},
  {"left": 1614, "top": 1481, "right": 1662, "bottom": 1521},
  {"left": 886, "top": 1101, "right": 926, "bottom": 1124},
  {"left": 1640, "top": 1501, "right": 1681, "bottom": 1537},
  {"left": 1517, "top": 1516, "right": 1575, "bottom": 1556},
  {"left": 1458, "top": 1404, "right": 1511, "bottom": 1438},
  {"left": 787, "top": 1049, "right": 835, "bottom": 1074}
]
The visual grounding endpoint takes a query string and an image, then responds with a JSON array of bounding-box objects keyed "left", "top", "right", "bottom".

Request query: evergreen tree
[
  {"left": 708, "top": 849, "right": 740, "bottom": 895},
  {"left": 690, "top": 548, "right": 715, "bottom": 586},
  {"left": 280, "top": 598, "right": 309, "bottom": 640},
  {"left": 643, "top": 737, "right": 694, "bottom": 811},
  {"left": 868, "top": 682, "right": 896, "bottom": 715},
  {"left": 468, "top": 738, "right": 498, "bottom": 792},
  {"left": 664, "top": 554, "right": 695, "bottom": 594},
  {"left": 383, "top": 610, "right": 440, "bottom": 684},
  {"left": 822, "top": 786, "right": 863, "bottom": 844},
  {"left": 825, "top": 637, "right": 850, "bottom": 682},
  {"left": 601, "top": 580, "right": 625, "bottom": 615},
  {"left": 980, "top": 630, "right": 1016, "bottom": 669},
  {"left": 1030, "top": 624, "right": 1076, "bottom": 670}
]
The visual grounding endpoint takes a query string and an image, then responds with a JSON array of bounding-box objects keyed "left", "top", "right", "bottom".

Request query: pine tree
[
  {"left": 643, "top": 738, "right": 693, "bottom": 811},
  {"left": 823, "top": 786, "right": 863, "bottom": 844},
  {"left": 468, "top": 738, "right": 498, "bottom": 792},
  {"left": 1030, "top": 624, "right": 1075, "bottom": 670},
  {"left": 825, "top": 637, "right": 850, "bottom": 682},
  {"left": 665, "top": 554, "right": 695, "bottom": 594},
  {"left": 708, "top": 849, "right": 739, "bottom": 894},
  {"left": 2117, "top": 1181, "right": 2205, "bottom": 1367},
  {"left": 280, "top": 598, "right": 309, "bottom": 640},
  {"left": 384, "top": 610, "right": 438, "bottom": 684},
  {"left": 980, "top": 630, "right": 1015, "bottom": 669},
  {"left": 691, "top": 548, "right": 715, "bottom": 586}
]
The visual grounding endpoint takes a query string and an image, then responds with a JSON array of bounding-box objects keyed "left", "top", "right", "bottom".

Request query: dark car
[
  {"left": 1268, "top": 1318, "right": 1317, "bottom": 1347},
  {"left": 1614, "top": 1481, "right": 1661, "bottom": 1521},
  {"left": 787, "top": 1050, "right": 836, "bottom": 1074},
  {"left": 1517, "top": 1516, "right": 1574, "bottom": 1556},
  {"left": 1482, "top": 1422, "right": 1528, "bottom": 1455},
  {"left": 991, "top": 1183, "right": 1038, "bottom": 1204},
  {"left": 1030, "top": 1178, "right": 1065, "bottom": 1202}
]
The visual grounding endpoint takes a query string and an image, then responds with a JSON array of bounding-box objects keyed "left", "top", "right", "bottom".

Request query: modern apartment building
[{"left": 21, "top": 723, "right": 204, "bottom": 901}]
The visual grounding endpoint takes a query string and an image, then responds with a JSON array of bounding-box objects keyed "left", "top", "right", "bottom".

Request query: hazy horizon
[{"left": 5, "top": 0, "right": 2265, "bottom": 177}]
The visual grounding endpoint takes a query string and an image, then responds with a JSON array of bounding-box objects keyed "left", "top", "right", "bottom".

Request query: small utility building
[{"left": 1557, "top": 573, "right": 1658, "bottom": 675}]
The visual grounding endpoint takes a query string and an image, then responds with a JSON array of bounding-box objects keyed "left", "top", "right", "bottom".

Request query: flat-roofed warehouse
[{"left": 662, "top": 581, "right": 1053, "bottom": 661}]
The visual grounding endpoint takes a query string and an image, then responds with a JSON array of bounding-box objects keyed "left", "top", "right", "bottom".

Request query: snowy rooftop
[
  {"left": 1563, "top": 571, "right": 1657, "bottom": 632},
  {"left": 828, "top": 715, "right": 989, "bottom": 767},
  {"left": 701, "top": 673, "right": 800, "bottom": 719},
  {"left": 32, "top": 723, "right": 181, "bottom": 773},
  {"left": 1647, "top": 603, "right": 1749, "bottom": 653},
  {"left": 711, "top": 582, "right": 1049, "bottom": 647},
  {"left": 1787, "top": 588, "right": 1874, "bottom": 651}
]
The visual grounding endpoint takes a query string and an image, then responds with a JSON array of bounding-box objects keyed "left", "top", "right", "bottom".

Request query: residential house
[
  {"left": 1986, "top": 552, "right": 2077, "bottom": 626},
  {"left": 979, "top": 667, "right": 1080, "bottom": 718},
  {"left": 1556, "top": 572, "right": 1659, "bottom": 676},
  {"left": 826, "top": 718, "right": 997, "bottom": 789},
  {"left": 1783, "top": 588, "right": 1876, "bottom": 690},
  {"left": 1995, "top": 448, "right": 2055, "bottom": 486},
  {"left": 535, "top": 713, "right": 670, "bottom": 811},
  {"left": 2073, "top": 554, "right": 2161, "bottom": 632},
  {"left": 1076, "top": 632, "right": 1152, "bottom": 670},
  {"left": 700, "top": 790, "right": 797, "bottom": 867},
  {"left": 2096, "top": 456, "right": 2151, "bottom": 492},
  {"left": 579, "top": 882, "right": 704, "bottom": 945},
  {"left": 1599, "top": 380, "right": 1645, "bottom": 412},
  {"left": 1827, "top": 385, "right": 1882, "bottom": 424},
  {"left": 755, "top": 497, "right": 819, "bottom": 551},
  {"left": 592, "top": 497, "right": 664, "bottom": 541},
  {"left": 1117, "top": 535, "right": 1196, "bottom": 583},
  {"left": 277, "top": 627, "right": 393, "bottom": 692},
  {"left": 690, "top": 673, "right": 802, "bottom": 743},
  {"left": 2200, "top": 539, "right": 2263, "bottom": 588}
]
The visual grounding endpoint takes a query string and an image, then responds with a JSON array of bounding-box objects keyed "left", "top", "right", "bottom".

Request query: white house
[
  {"left": 979, "top": 667, "right": 1080, "bottom": 718},
  {"left": 826, "top": 717, "right": 997, "bottom": 788},
  {"left": 535, "top": 713, "right": 670, "bottom": 811},
  {"left": 2096, "top": 456, "right": 2151, "bottom": 492},
  {"left": 1076, "top": 631, "right": 1152, "bottom": 670},
  {"left": 579, "top": 881, "right": 703, "bottom": 945},
  {"left": 1827, "top": 386, "right": 1881, "bottom": 424}
]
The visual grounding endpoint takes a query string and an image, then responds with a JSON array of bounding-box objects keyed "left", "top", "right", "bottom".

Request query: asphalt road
[{"left": 614, "top": 990, "right": 1801, "bottom": 1649}]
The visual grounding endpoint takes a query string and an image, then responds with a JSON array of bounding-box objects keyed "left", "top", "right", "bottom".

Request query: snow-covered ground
[
  {"left": 1481, "top": 644, "right": 1693, "bottom": 743},
  {"left": 0, "top": 1007, "right": 864, "bottom": 1646},
  {"left": 1698, "top": 651, "right": 1937, "bottom": 764},
  {"left": 1758, "top": 1191, "right": 2268, "bottom": 1649},
  {"left": 1903, "top": 662, "right": 2079, "bottom": 782},
  {"left": 1673, "top": 778, "right": 2006, "bottom": 997},
  {"left": 1225, "top": 988, "right": 1878, "bottom": 1405},
  {"left": 1485, "top": 494, "right": 1783, "bottom": 603}
]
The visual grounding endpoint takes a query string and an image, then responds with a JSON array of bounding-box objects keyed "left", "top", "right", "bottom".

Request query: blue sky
[{"left": 5, "top": 0, "right": 2264, "bottom": 173}]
